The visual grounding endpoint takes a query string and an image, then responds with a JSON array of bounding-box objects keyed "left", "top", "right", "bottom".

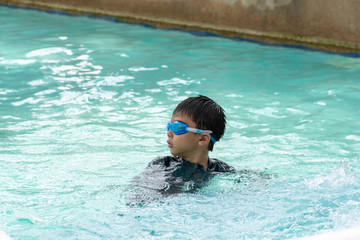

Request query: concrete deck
[{"left": 1, "top": 0, "right": 360, "bottom": 53}]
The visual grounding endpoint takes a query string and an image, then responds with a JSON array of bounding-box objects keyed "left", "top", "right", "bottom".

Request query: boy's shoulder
[
  {"left": 149, "top": 156, "right": 235, "bottom": 173},
  {"left": 208, "top": 158, "right": 236, "bottom": 173},
  {"left": 148, "top": 155, "right": 182, "bottom": 168}
]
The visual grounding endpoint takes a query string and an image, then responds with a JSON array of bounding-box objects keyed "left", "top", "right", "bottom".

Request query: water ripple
[{"left": 26, "top": 47, "right": 73, "bottom": 57}]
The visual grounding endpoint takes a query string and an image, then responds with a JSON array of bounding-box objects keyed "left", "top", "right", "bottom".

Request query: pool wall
[{"left": 2, "top": 0, "right": 360, "bottom": 52}]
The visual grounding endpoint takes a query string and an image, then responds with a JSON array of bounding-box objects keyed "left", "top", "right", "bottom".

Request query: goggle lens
[{"left": 167, "top": 121, "right": 187, "bottom": 135}]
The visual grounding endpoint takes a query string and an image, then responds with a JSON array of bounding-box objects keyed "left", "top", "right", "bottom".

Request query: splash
[{"left": 305, "top": 159, "right": 357, "bottom": 189}]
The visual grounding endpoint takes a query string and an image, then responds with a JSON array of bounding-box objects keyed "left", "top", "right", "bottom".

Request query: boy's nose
[{"left": 167, "top": 129, "right": 173, "bottom": 138}]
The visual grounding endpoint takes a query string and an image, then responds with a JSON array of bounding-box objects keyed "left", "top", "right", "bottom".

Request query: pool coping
[{"left": 1, "top": 1, "right": 360, "bottom": 58}]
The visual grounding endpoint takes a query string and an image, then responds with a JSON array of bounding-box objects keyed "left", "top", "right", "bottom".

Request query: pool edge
[{"left": 1, "top": 0, "right": 360, "bottom": 55}]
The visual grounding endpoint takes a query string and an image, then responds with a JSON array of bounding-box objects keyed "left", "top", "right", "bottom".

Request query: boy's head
[{"left": 170, "top": 95, "right": 226, "bottom": 152}]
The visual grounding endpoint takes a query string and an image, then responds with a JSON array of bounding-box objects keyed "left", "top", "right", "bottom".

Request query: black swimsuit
[{"left": 128, "top": 156, "right": 235, "bottom": 206}]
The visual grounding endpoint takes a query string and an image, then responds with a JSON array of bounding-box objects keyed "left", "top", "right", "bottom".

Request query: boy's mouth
[{"left": 167, "top": 140, "right": 172, "bottom": 148}]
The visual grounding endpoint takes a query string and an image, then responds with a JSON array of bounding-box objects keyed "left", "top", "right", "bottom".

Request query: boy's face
[{"left": 167, "top": 113, "right": 200, "bottom": 158}]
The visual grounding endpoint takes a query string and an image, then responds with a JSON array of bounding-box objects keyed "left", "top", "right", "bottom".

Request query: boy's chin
[
  {"left": 170, "top": 148, "right": 180, "bottom": 156},
  {"left": 170, "top": 148, "right": 176, "bottom": 155}
]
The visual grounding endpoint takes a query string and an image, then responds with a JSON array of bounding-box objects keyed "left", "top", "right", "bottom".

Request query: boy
[
  {"left": 165, "top": 95, "right": 234, "bottom": 172},
  {"left": 131, "top": 95, "right": 235, "bottom": 198}
]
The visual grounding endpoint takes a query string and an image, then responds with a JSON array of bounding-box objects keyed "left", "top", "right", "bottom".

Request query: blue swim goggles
[{"left": 167, "top": 121, "right": 216, "bottom": 144}]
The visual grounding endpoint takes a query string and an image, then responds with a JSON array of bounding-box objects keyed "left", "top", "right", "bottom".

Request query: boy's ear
[{"left": 198, "top": 133, "right": 211, "bottom": 147}]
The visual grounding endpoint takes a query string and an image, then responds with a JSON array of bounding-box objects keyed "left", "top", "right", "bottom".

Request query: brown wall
[{"left": 2, "top": 0, "right": 360, "bottom": 52}]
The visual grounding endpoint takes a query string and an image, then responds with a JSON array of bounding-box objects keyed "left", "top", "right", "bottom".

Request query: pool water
[{"left": 1, "top": 5, "right": 360, "bottom": 239}]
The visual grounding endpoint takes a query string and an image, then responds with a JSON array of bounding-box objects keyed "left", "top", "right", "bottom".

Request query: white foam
[
  {"left": 346, "top": 135, "right": 360, "bottom": 141},
  {"left": 0, "top": 230, "right": 12, "bottom": 240},
  {"left": 128, "top": 66, "right": 158, "bottom": 72},
  {"left": 297, "top": 225, "right": 360, "bottom": 240}
]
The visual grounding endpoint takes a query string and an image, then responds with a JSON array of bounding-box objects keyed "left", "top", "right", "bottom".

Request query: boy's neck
[{"left": 180, "top": 152, "right": 209, "bottom": 169}]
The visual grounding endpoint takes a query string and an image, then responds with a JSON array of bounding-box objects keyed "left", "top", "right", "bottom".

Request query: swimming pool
[{"left": 1, "top": 5, "right": 360, "bottom": 239}]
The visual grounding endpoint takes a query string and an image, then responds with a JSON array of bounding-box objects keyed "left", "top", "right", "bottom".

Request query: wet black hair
[{"left": 173, "top": 95, "right": 226, "bottom": 151}]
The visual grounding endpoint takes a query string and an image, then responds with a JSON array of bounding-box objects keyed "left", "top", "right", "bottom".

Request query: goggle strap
[
  {"left": 187, "top": 127, "right": 216, "bottom": 144},
  {"left": 186, "top": 127, "right": 212, "bottom": 134}
]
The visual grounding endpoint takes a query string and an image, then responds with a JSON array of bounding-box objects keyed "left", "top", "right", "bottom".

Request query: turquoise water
[{"left": 1, "top": 5, "right": 360, "bottom": 239}]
